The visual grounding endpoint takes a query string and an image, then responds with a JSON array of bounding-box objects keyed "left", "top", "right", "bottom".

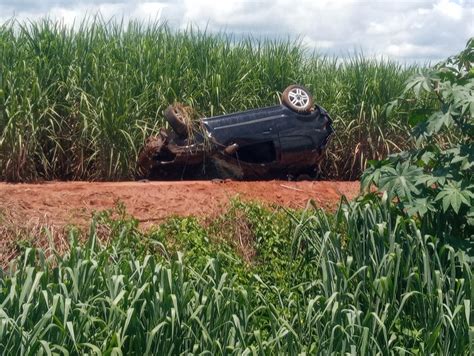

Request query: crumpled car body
[{"left": 138, "top": 85, "right": 334, "bottom": 180}]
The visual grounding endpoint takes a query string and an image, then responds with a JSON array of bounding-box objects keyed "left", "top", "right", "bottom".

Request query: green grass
[
  {"left": 0, "top": 199, "right": 471, "bottom": 354},
  {"left": 0, "top": 17, "right": 429, "bottom": 181}
]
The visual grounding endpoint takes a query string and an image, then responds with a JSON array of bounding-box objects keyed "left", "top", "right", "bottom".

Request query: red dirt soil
[
  {"left": 0, "top": 180, "right": 359, "bottom": 228},
  {"left": 0, "top": 180, "right": 359, "bottom": 263}
]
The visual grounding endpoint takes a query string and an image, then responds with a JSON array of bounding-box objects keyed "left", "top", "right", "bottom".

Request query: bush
[{"left": 362, "top": 38, "right": 474, "bottom": 247}]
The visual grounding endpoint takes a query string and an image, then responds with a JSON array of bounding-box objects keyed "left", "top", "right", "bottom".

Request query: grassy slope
[
  {"left": 0, "top": 19, "right": 428, "bottom": 181},
  {"left": 0, "top": 200, "right": 471, "bottom": 354}
]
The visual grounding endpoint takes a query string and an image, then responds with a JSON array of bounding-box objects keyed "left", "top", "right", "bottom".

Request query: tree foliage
[{"left": 362, "top": 38, "right": 474, "bottom": 244}]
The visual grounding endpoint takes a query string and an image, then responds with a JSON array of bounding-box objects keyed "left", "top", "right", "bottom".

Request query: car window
[{"left": 235, "top": 141, "right": 276, "bottom": 164}]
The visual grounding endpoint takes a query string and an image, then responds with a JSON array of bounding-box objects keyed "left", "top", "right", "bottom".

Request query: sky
[{"left": 0, "top": 0, "right": 472, "bottom": 62}]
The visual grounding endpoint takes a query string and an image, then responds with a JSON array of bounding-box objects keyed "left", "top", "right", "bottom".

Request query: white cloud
[
  {"left": 386, "top": 43, "right": 440, "bottom": 58},
  {"left": 302, "top": 36, "right": 334, "bottom": 50},
  {"left": 133, "top": 2, "right": 166, "bottom": 19},
  {"left": 434, "top": 0, "right": 464, "bottom": 20},
  {"left": 0, "top": 0, "right": 472, "bottom": 62}
]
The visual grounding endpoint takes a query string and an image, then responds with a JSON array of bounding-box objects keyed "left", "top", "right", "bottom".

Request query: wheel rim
[{"left": 288, "top": 88, "right": 310, "bottom": 109}]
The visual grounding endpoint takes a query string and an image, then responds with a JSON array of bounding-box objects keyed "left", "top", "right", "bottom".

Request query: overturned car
[{"left": 137, "top": 85, "right": 334, "bottom": 180}]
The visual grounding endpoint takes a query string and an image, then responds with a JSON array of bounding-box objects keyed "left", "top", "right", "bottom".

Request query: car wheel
[
  {"left": 164, "top": 104, "right": 190, "bottom": 137},
  {"left": 281, "top": 85, "right": 314, "bottom": 113}
]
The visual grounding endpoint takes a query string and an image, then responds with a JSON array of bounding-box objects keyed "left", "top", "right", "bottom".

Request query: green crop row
[
  {"left": 0, "top": 197, "right": 471, "bottom": 354},
  {"left": 0, "top": 17, "right": 429, "bottom": 181}
]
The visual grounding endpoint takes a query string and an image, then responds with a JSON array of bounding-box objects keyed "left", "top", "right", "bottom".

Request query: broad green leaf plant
[{"left": 362, "top": 38, "right": 474, "bottom": 244}]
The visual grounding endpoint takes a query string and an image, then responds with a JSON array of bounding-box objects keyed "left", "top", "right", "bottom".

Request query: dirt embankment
[
  {"left": 0, "top": 180, "right": 359, "bottom": 263},
  {"left": 0, "top": 180, "right": 359, "bottom": 227}
]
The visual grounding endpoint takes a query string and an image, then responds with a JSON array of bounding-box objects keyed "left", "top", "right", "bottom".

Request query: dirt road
[
  {"left": 0, "top": 180, "right": 359, "bottom": 263},
  {"left": 0, "top": 180, "right": 359, "bottom": 228}
]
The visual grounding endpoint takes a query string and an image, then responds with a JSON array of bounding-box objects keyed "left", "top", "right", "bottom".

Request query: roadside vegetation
[
  {"left": 0, "top": 17, "right": 472, "bottom": 354},
  {"left": 0, "top": 18, "right": 429, "bottom": 181},
  {"left": 0, "top": 196, "right": 471, "bottom": 354}
]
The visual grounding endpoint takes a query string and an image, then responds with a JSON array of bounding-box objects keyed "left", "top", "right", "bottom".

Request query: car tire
[
  {"left": 281, "top": 85, "right": 314, "bottom": 113},
  {"left": 164, "top": 105, "right": 190, "bottom": 137}
]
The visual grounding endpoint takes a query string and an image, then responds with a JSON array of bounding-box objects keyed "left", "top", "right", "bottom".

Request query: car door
[{"left": 203, "top": 106, "right": 283, "bottom": 164}]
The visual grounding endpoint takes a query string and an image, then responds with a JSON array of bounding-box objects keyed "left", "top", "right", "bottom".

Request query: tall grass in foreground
[
  {"left": 0, "top": 198, "right": 470, "bottom": 354},
  {"left": 0, "top": 18, "right": 423, "bottom": 181}
]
